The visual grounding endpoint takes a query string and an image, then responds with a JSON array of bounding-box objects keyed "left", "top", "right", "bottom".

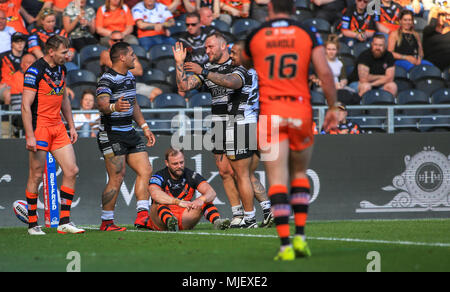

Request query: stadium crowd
[{"left": 0, "top": 0, "right": 449, "bottom": 138}]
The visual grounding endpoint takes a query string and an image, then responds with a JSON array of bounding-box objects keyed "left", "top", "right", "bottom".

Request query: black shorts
[
  {"left": 225, "top": 122, "right": 257, "bottom": 161},
  {"left": 211, "top": 120, "right": 226, "bottom": 155},
  {"left": 97, "top": 129, "right": 146, "bottom": 158}
]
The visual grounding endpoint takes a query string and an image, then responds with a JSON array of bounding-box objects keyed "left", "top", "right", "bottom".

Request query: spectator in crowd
[
  {"left": 311, "top": 0, "right": 346, "bottom": 26},
  {"left": 423, "top": 0, "right": 445, "bottom": 21},
  {"left": 96, "top": 0, "right": 138, "bottom": 46},
  {"left": 376, "top": 0, "right": 402, "bottom": 35},
  {"left": 63, "top": 0, "right": 97, "bottom": 51},
  {"left": 132, "top": 0, "right": 176, "bottom": 50},
  {"left": 21, "top": 0, "right": 45, "bottom": 21},
  {"left": 320, "top": 102, "right": 361, "bottom": 134},
  {"left": 43, "top": 0, "right": 72, "bottom": 14},
  {"left": 0, "top": 0, "right": 29, "bottom": 34},
  {"left": 396, "top": 0, "right": 424, "bottom": 16},
  {"left": 422, "top": 6, "right": 450, "bottom": 70},
  {"left": 219, "top": 0, "right": 250, "bottom": 25},
  {"left": 159, "top": 0, "right": 197, "bottom": 18},
  {"left": 351, "top": 34, "right": 397, "bottom": 97},
  {"left": 0, "top": 9, "right": 16, "bottom": 54},
  {"left": 250, "top": 0, "right": 269, "bottom": 23},
  {"left": 199, "top": 6, "right": 214, "bottom": 26},
  {"left": 197, "top": 0, "right": 220, "bottom": 19},
  {"left": 28, "top": 8, "right": 69, "bottom": 59},
  {"left": 388, "top": 9, "right": 433, "bottom": 71},
  {"left": 125, "top": 0, "right": 141, "bottom": 9},
  {"left": 73, "top": 89, "right": 99, "bottom": 138},
  {"left": 0, "top": 32, "right": 27, "bottom": 105},
  {"left": 176, "top": 11, "right": 215, "bottom": 65},
  {"left": 339, "top": 0, "right": 377, "bottom": 47}
]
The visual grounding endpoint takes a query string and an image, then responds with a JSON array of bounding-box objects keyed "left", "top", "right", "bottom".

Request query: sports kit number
[{"left": 264, "top": 53, "right": 298, "bottom": 80}]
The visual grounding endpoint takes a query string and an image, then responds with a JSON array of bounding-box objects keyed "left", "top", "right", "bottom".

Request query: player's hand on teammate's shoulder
[
  {"left": 184, "top": 62, "right": 202, "bottom": 75},
  {"left": 115, "top": 96, "right": 131, "bottom": 112}
]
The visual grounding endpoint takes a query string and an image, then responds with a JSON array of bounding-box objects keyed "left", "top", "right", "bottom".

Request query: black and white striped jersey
[
  {"left": 229, "top": 67, "right": 259, "bottom": 125},
  {"left": 96, "top": 68, "right": 136, "bottom": 132}
]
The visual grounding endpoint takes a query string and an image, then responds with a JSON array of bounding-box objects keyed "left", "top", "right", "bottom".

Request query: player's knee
[
  {"left": 65, "top": 164, "right": 79, "bottom": 179},
  {"left": 30, "top": 170, "right": 44, "bottom": 183}
]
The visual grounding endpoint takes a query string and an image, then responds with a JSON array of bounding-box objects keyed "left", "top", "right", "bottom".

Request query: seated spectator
[
  {"left": 176, "top": 11, "right": 215, "bottom": 65},
  {"left": 197, "top": 0, "right": 220, "bottom": 19},
  {"left": 63, "top": 0, "right": 97, "bottom": 51},
  {"left": 339, "top": 0, "right": 377, "bottom": 47},
  {"left": 74, "top": 89, "right": 100, "bottom": 138},
  {"left": 28, "top": 8, "right": 69, "bottom": 59},
  {"left": 396, "top": 0, "right": 424, "bottom": 16},
  {"left": 320, "top": 102, "right": 361, "bottom": 134},
  {"left": 96, "top": 0, "right": 138, "bottom": 46},
  {"left": 0, "top": 0, "right": 28, "bottom": 34},
  {"left": 0, "top": 9, "right": 16, "bottom": 54},
  {"left": 219, "top": 0, "right": 250, "bottom": 25},
  {"left": 250, "top": 0, "right": 269, "bottom": 23},
  {"left": 376, "top": 0, "right": 402, "bottom": 35},
  {"left": 199, "top": 6, "right": 215, "bottom": 26},
  {"left": 43, "top": 0, "right": 72, "bottom": 14},
  {"left": 422, "top": 6, "right": 450, "bottom": 70},
  {"left": 350, "top": 34, "right": 397, "bottom": 97},
  {"left": 132, "top": 0, "right": 176, "bottom": 51},
  {"left": 0, "top": 32, "right": 27, "bottom": 104},
  {"left": 159, "top": 0, "right": 197, "bottom": 18},
  {"left": 388, "top": 9, "right": 433, "bottom": 71},
  {"left": 311, "top": 0, "right": 346, "bottom": 26}
]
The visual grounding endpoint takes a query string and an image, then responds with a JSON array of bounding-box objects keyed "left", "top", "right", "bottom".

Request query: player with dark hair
[
  {"left": 22, "top": 35, "right": 84, "bottom": 235},
  {"left": 242, "top": 0, "right": 339, "bottom": 260},
  {"left": 96, "top": 41, "right": 156, "bottom": 231},
  {"left": 147, "top": 148, "right": 230, "bottom": 231}
]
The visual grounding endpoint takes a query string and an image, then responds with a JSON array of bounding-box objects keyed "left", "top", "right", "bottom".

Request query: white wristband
[
  {"left": 109, "top": 103, "right": 116, "bottom": 112},
  {"left": 140, "top": 122, "right": 149, "bottom": 130}
]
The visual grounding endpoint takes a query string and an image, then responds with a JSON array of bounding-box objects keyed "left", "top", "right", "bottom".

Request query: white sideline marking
[{"left": 81, "top": 226, "right": 450, "bottom": 248}]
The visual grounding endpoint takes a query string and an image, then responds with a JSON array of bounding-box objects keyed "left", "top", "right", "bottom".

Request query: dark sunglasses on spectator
[
  {"left": 186, "top": 23, "right": 199, "bottom": 26},
  {"left": 112, "top": 38, "right": 124, "bottom": 42}
]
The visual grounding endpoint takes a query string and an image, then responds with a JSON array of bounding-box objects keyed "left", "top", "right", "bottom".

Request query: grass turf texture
[{"left": 0, "top": 219, "right": 449, "bottom": 272}]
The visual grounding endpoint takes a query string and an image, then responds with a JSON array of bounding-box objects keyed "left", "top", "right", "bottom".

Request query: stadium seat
[
  {"left": 397, "top": 89, "right": 429, "bottom": 105},
  {"left": 339, "top": 54, "right": 355, "bottom": 68},
  {"left": 395, "top": 66, "right": 408, "bottom": 79},
  {"left": 211, "top": 19, "right": 231, "bottom": 33},
  {"left": 395, "top": 77, "right": 414, "bottom": 92},
  {"left": 231, "top": 19, "right": 261, "bottom": 37},
  {"left": 71, "top": 96, "right": 81, "bottom": 109},
  {"left": 408, "top": 64, "right": 442, "bottom": 81},
  {"left": 70, "top": 84, "right": 97, "bottom": 105},
  {"left": 138, "top": 68, "right": 167, "bottom": 84},
  {"left": 414, "top": 77, "right": 447, "bottom": 96},
  {"left": 362, "top": 89, "right": 395, "bottom": 105},
  {"left": 394, "top": 116, "right": 420, "bottom": 132},
  {"left": 131, "top": 44, "right": 151, "bottom": 69},
  {"left": 86, "top": 0, "right": 103, "bottom": 10},
  {"left": 443, "top": 66, "right": 449, "bottom": 82},
  {"left": 414, "top": 17, "right": 427, "bottom": 32},
  {"left": 79, "top": 44, "right": 107, "bottom": 65},
  {"left": 153, "top": 93, "right": 186, "bottom": 108},
  {"left": 147, "top": 120, "right": 173, "bottom": 135},
  {"left": 67, "top": 69, "right": 97, "bottom": 87},
  {"left": 302, "top": 18, "right": 331, "bottom": 33},
  {"left": 149, "top": 44, "right": 174, "bottom": 63},
  {"left": 338, "top": 42, "right": 352, "bottom": 55},
  {"left": 354, "top": 116, "right": 386, "bottom": 133},
  {"left": 295, "top": 0, "right": 311, "bottom": 10},
  {"left": 169, "top": 20, "right": 187, "bottom": 36},
  {"left": 83, "top": 59, "right": 102, "bottom": 78},
  {"left": 352, "top": 42, "right": 371, "bottom": 58},
  {"left": 189, "top": 92, "right": 212, "bottom": 108},
  {"left": 136, "top": 94, "right": 152, "bottom": 108},
  {"left": 311, "top": 90, "right": 326, "bottom": 105},
  {"left": 419, "top": 116, "right": 450, "bottom": 132},
  {"left": 153, "top": 58, "right": 177, "bottom": 76},
  {"left": 431, "top": 88, "right": 450, "bottom": 115},
  {"left": 293, "top": 9, "right": 313, "bottom": 22}
]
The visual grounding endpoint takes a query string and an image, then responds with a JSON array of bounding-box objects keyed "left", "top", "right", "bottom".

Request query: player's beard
[{"left": 168, "top": 167, "right": 184, "bottom": 179}]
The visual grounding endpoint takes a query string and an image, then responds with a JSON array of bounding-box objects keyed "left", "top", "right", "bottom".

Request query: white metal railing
[{"left": 1, "top": 104, "right": 450, "bottom": 138}]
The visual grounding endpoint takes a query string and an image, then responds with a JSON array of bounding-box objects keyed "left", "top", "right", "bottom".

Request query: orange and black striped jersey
[
  {"left": 150, "top": 167, "right": 207, "bottom": 202},
  {"left": 23, "top": 58, "right": 67, "bottom": 129},
  {"left": 244, "top": 18, "right": 323, "bottom": 118},
  {"left": 376, "top": 1, "right": 402, "bottom": 32},
  {"left": 0, "top": 50, "right": 22, "bottom": 85},
  {"left": 339, "top": 6, "right": 377, "bottom": 33},
  {"left": 28, "top": 28, "right": 68, "bottom": 53},
  {"left": 321, "top": 120, "right": 361, "bottom": 135}
]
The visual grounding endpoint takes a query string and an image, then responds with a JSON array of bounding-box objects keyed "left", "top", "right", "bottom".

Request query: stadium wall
[{"left": 1, "top": 133, "right": 449, "bottom": 227}]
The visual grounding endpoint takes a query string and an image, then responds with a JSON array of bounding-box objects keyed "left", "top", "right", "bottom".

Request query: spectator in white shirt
[{"left": 0, "top": 10, "right": 16, "bottom": 54}]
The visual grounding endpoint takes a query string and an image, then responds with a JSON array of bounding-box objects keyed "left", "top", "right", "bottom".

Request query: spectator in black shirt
[
  {"left": 311, "top": 0, "right": 346, "bottom": 25},
  {"left": 422, "top": 7, "right": 450, "bottom": 71},
  {"left": 351, "top": 34, "right": 397, "bottom": 97}
]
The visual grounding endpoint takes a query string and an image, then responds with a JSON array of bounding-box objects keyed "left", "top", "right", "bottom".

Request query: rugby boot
[
  {"left": 274, "top": 246, "right": 295, "bottom": 261},
  {"left": 293, "top": 235, "right": 312, "bottom": 258},
  {"left": 100, "top": 220, "right": 127, "bottom": 231}
]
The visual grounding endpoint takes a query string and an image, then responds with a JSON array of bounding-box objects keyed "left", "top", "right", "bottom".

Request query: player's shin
[
  {"left": 268, "top": 185, "right": 291, "bottom": 246},
  {"left": 25, "top": 190, "right": 39, "bottom": 228}
]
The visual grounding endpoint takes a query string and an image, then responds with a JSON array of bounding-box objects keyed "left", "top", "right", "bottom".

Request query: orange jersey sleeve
[{"left": 245, "top": 18, "right": 323, "bottom": 118}]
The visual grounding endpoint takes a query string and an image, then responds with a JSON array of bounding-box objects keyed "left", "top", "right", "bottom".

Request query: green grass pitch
[{"left": 1, "top": 219, "right": 449, "bottom": 272}]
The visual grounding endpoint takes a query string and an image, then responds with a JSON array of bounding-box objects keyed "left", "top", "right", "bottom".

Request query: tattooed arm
[
  {"left": 173, "top": 42, "right": 202, "bottom": 92},
  {"left": 184, "top": 61, "right": 244, "bottom": 90}
]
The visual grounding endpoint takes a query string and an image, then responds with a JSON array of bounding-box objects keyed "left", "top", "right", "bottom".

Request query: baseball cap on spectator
[{"left": 11, "top": 32, "right": 28, "bottom": 42}]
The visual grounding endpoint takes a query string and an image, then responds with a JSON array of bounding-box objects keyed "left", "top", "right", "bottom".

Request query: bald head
[
  {"left": 0, "top": 10, "right": 6, "bottom": 31},
  {"left": 199, "top": 7, "right": 213, "bottom": 26}
]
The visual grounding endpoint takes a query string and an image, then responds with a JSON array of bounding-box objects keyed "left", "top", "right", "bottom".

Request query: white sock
[
  {"left": 244, "top": 209, "right": 256, "bottom": 221},
  {"left": 260, "top": 200, "right": 271, "bottom": 211},
  {"left": 101, "top": 210, "right": 114, "bottom": 221},
  {"left": 231, "top": 204, "right": 244, "bottom": 217},
  {"left": 136, "top": 200, "right": 149, "bottom": 212}
]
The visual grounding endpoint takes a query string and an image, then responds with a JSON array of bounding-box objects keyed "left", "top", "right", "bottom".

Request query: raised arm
[
  {"left": 173, "top": 42, "right": 202, "bottom": 92},
  {"left": 184, "top": 61, "right": 243, "bottom": 89}
]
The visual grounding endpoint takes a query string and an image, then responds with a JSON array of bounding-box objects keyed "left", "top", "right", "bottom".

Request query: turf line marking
[{"left": 81, "top": 226, "right": 450, "bottom": 248}]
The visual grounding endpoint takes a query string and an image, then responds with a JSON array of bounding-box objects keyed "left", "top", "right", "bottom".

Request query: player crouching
[{"left": 145, "top": 148, "right": 230, "bottom": 231}]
